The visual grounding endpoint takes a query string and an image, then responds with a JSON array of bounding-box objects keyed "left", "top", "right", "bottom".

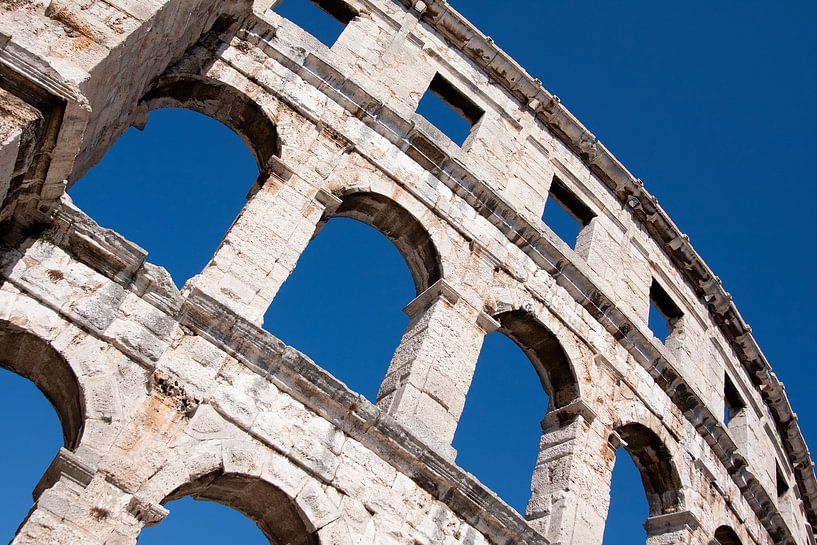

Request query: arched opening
[
  {"left": 140, "top": 76, "right": 280, "bottom": 175},
  {"left": 603, "top": 424, "right": 683, "bottom": 544},
  {"left": 0, "top": 322, "right": 83, "bottom": 449},
  {"left": 452, "top": 331, "right": 548, "bottom": 513},
  {"left": 616, "top": 424, "right": 682, "bottom": 517},
  {"left": 69, "top": 107, "right": 259, "bottom": 287},
  {"left": 138, "top": 497, "right": 269, "bottom": 545},
  {"left": 331, "top": 192, "right": 441, "bottom": 296},
  {"left": 452, "top": 310, "right": 578, "bottom": 513},
  {"left": 263, "top": 191, "right": 441, "bottom": 401},
  {"left": 714, "top": 526, "right": 743, "bottom": 545},
  {"left": 139, "top": 472, "right": 317, "bottom": 545},
  {"left": 69, "top": 76, "right": 274, "bottom": 288},
  {"left": 602, "top": 449, "right": 649, "bottom": 544},
  {"left": 493, "top": 310, "right": 579, "bottom": 410},
  {"left": 0, "top": 322, "right": 84, "bottom": 542}
]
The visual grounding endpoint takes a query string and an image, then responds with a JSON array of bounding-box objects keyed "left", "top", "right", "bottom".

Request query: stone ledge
[
  {"left": 402, "top": 278, "right": 461, "bottom": 318},
  {"left": 540, "top": 399, "right": 598, "bottom": 431},
  {"left": 126, "top": 496, "right": 169, "bottom": 527},
  {"left": 644, "top": 510, "right": 701, "bottom": 534},
  {"left": 33, "top": 448, "right": 96, "bottom": 500}
]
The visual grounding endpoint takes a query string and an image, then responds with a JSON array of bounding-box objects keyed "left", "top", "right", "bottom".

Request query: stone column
[
  {"left": 526, "top": 400, "right": 613, "bottom": 545},
  {"left": 0, "top": 88, "right": 44, "bottom": 222},
  {"left": 186, "top": 158, "right": 340, "bottom": 324},
  {"left": 644, "top": 511, "right": 702, "bottom": 545},
  {"left": 375, "top": 279, "right": 497, "bottom": 460},
  {"left": 0, "top": 127, "right": 21, "bottom": 220},
  {"left": 12, "top": 448, "right": 167, "bottom": 545}
]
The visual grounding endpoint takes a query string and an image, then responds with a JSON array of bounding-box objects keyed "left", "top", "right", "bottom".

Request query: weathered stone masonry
[{"left": 1, "top": 1, "right": 815, "bottom": 544}]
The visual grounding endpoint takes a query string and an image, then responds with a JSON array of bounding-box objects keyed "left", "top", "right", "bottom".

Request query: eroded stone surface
[{"left": 0, "top": 1, "right": 814, "bottom": 545}]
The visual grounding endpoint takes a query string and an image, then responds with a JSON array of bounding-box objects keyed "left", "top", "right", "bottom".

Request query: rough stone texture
[{"left": 0, "top": 1, "right": 815, "bottom": 544}]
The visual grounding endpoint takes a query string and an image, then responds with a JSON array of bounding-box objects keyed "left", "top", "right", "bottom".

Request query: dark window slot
[
  {"left": 776, "top": 464, "right": 790, "bottom": 498},
  {"left": 274, "top": 0, "right": 357, "bottom": 48},
  {"left": 542, "top": 177, "right": 594, "bottom": 249},
  {"left": 724, "top": 374, "right": 746, "bottom": 425},
  {"left": 416, "top": 73, "right": 484, "bottom": 146},
  {"left": 427, "top": 74, "right": 483, "bottom": 125},
  {"left": 549, "top": 178, "right": 594, "bottom": 225},
  {"left": 312, "top": 0, "right": 356, "bottom": 24},
  {"left": 648, "top": 280, "right": 683, "bottom": 343}
]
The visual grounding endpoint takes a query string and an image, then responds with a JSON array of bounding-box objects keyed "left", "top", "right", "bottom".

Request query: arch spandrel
[
  {"left": 151, "top": 47, "right": 340, "bottom": 189},
  {"left": 147, "top": 47, "right": 325, "bottom": 177},
  {"left": 317, "top": 147, "right": 479, "bottom": 286},
  {"left": 137, "top": 423, "right": 326, "bottom": 545}
]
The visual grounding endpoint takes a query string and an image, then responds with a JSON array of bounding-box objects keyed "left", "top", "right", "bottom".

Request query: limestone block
[
  {"left": 262, "top": 451, "right": 310, "bottom": 498},
  {"left": 296, "top": 481, "right": 341, "bottom": 532},
  {"left": 103, "top": 318, "right": 167, "bottom": 364},
  {"left": 317, "top": 518, "right": 361, "bottom": 545},
  {"left": 223, "top": 439, "right": 271, "bottom": 477}
]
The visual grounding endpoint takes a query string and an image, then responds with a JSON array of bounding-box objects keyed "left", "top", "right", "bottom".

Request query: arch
[
  {"left": 141, "top": 75, "right": 280, "bottom": 175},
  {"left": 161, "top": 471, "right": 318, "bottom": 545},
  {"left": 70, "top": 104, "right": 261, "bottom": 286},
  {"left": 327, "top": 191, "right": 443, "bottom": 296},
  {"left": 492, "top": 310, "right": 579, "bottom": 410},
  {"left": 453, "top": 330, "right": 550, "bottom": 513},
  {"left": 0, "top": 320, "right": 84, "bottom": 449},
  {"left": 713, "top": 526, "right": 743, "bottom": 545},
  {"left": 614, "top": 423, "right": 683, "bottom": 517},
  {"left": 264, "top": 213, "right": 416, "bottom": 401}
]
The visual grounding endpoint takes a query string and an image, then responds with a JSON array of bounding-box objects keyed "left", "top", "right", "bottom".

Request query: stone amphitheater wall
[{"left": 0, "top": 1, "right": 814, "bottom": 544}]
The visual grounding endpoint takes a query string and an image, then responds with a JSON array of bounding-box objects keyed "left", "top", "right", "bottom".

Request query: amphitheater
[{"left": 0, "top": 0, "right": 815, "bottom": 544}]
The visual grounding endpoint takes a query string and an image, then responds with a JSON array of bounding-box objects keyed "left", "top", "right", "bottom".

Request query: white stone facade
[{"left": 0, "top": 1, "right": 814, "bottom": 544}]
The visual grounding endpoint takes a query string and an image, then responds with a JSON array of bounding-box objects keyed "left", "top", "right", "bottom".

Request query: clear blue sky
[{"left": 1, "top": 1, "right": 815, "bottom": 544}]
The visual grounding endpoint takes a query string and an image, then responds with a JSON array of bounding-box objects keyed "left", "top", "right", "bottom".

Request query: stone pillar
[
  {"left": 12, "top": 448, "right": 167, "bottom": 545},
  {"left": 0, "top": 128, "right": 20, "bottom": 217},
  {"left": 375, "top": 279, "right": 497, "bottom": 460},
  {"left": 187, "top": 159, "right": 340, "bottom": 324},
  {"left": 526, "top": 400, "right": 613, "bottom": 545},
  {"left": 644, "top": 511, "right": 702, "bottom": 545},
  {"left": 0, "top": 87, "right": 44, "bottom": 221}
]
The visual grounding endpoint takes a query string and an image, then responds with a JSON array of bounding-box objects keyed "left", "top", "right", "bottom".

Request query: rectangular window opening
[
  {"left": 416, "top": 73, "right": 484, "bottom": 147},
  {"left": 776, "top": 464, "right": 790, "bottom": 498},
  {"left": 648, "top": 279, "right": 683, "bottom": 343},
  {"left": 274, "top": 0, "right": 357, "bottom": 48},
  {"left": 542, "top": 177, "right": 595, "bottom": 249},
  {"left": 723, "top": 374, "right": 746, "bottom": 426}
]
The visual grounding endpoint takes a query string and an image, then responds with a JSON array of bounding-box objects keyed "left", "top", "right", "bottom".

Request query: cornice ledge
[
  {"left": 33, "top": 447, "right": 96, "bottom": 500},
  {"left": 644, "top": 510, "right": 701, "bottom": 534}
]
